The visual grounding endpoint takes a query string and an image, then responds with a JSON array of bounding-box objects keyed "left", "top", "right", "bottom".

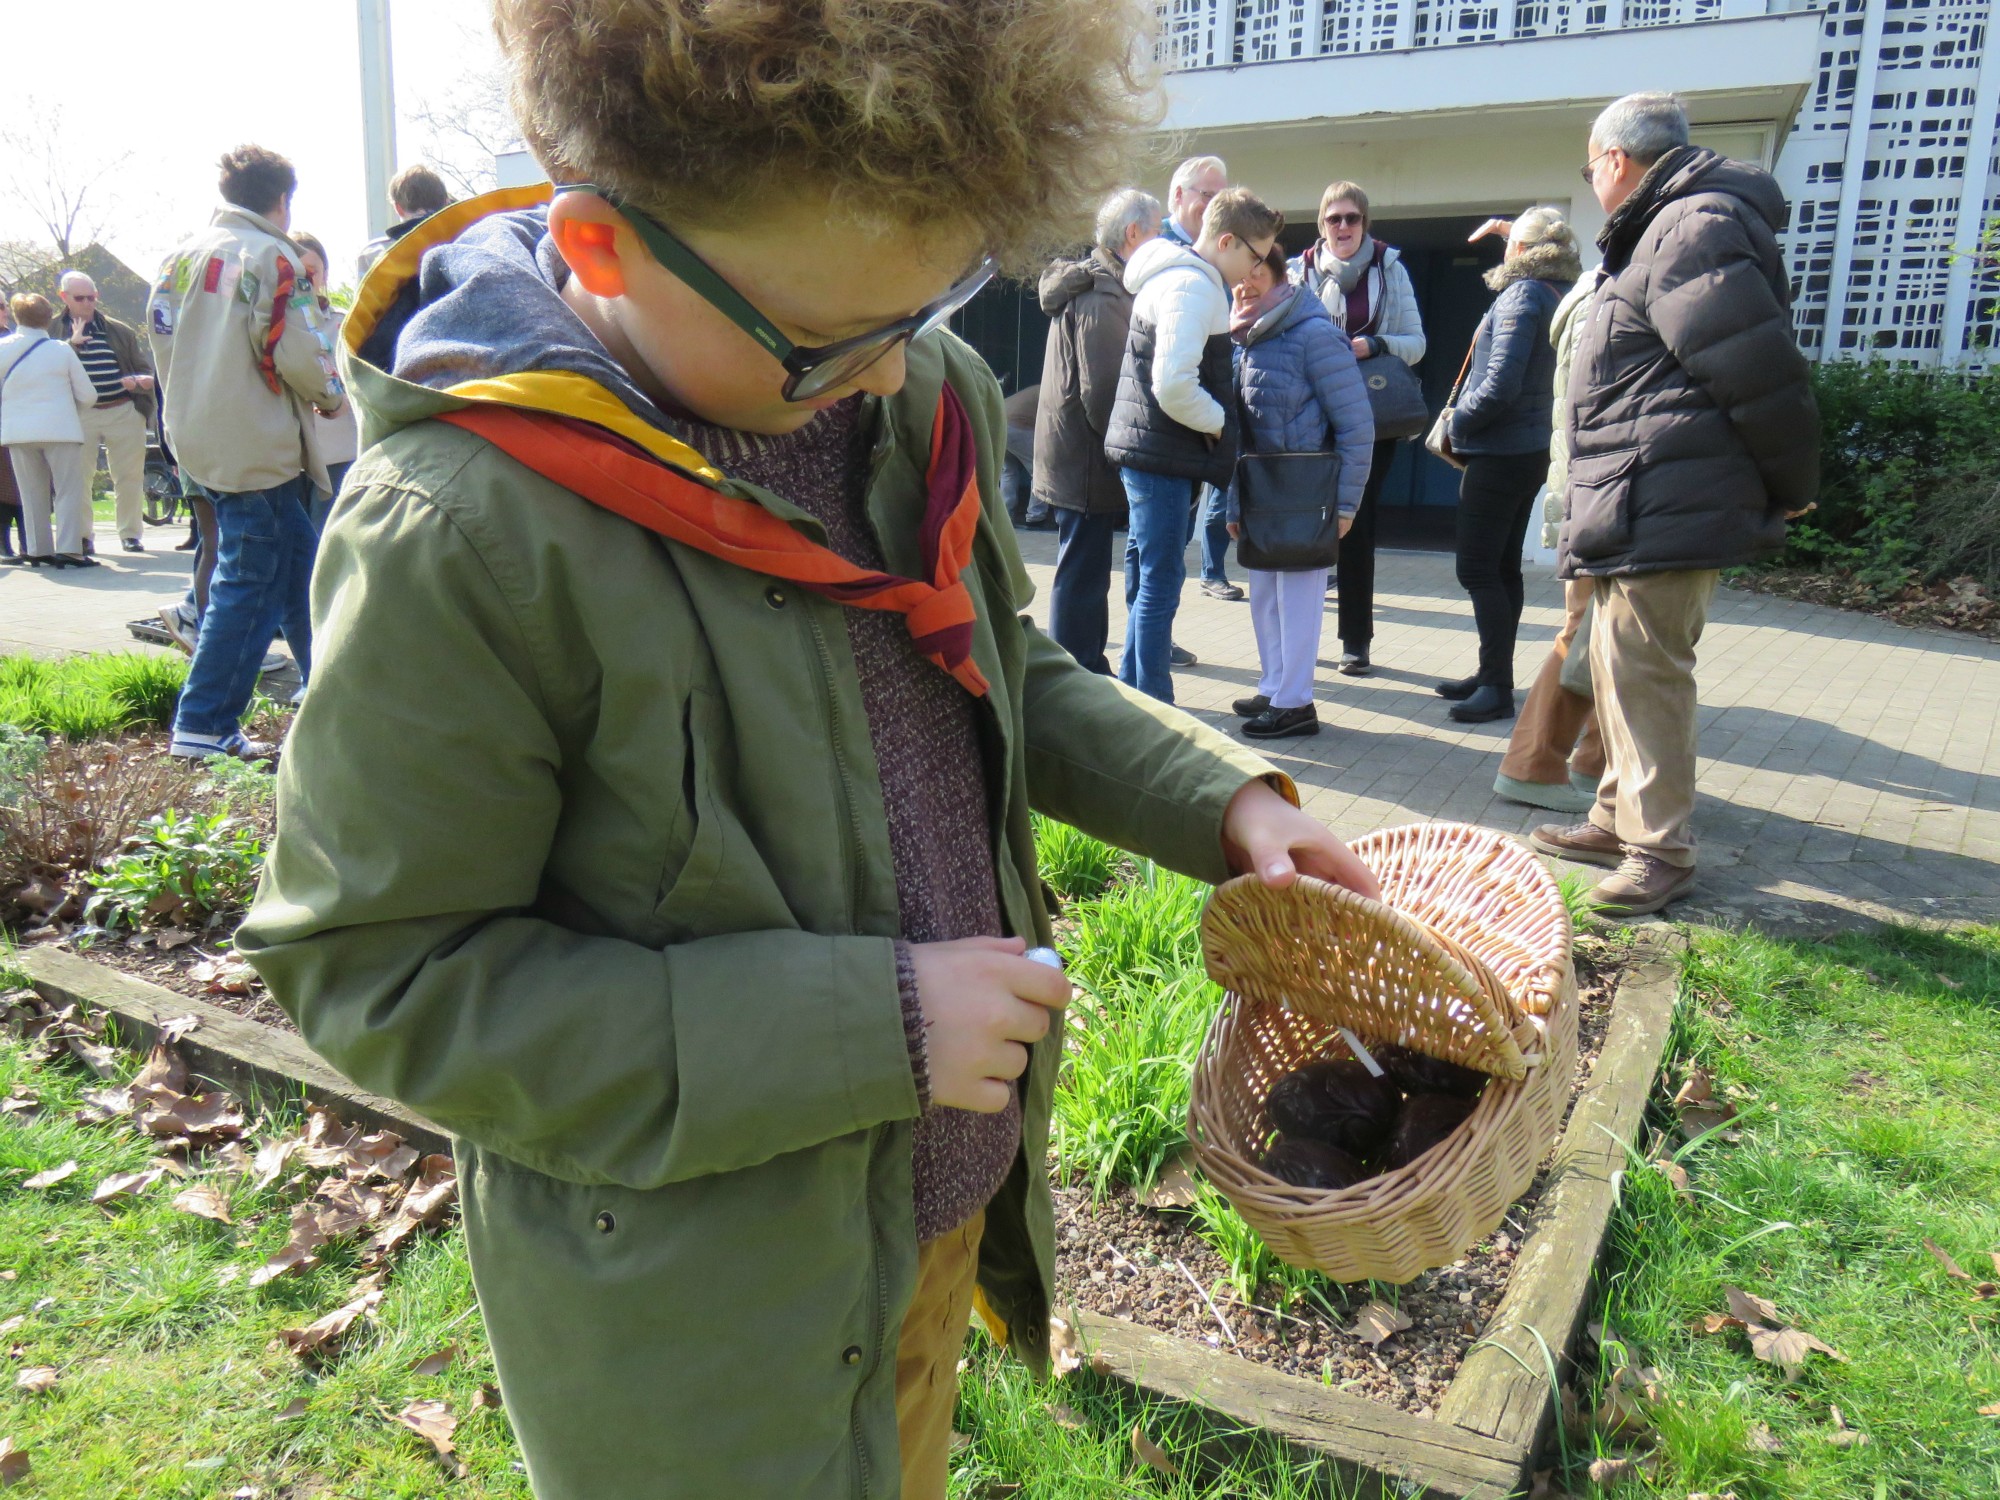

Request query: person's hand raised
[
  {"left": 908, "top": 936, "right": 1071, "bottom": 1113},
  {"left": 1469, "top": 218, "right": 1515, "bottom": 245}
]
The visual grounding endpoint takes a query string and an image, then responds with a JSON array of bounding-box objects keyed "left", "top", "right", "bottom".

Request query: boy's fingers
[
  {"left": 1294, "top": 840, "right": 1384, "bottom": 902},
  {"left": 1002, "top": 957, "right": 1072, "bottom": 1011}
]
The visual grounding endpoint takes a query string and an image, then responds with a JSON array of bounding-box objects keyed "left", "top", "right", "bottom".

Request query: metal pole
[{"left": 358, "top": 0, "right": 398, "bottom": 238}]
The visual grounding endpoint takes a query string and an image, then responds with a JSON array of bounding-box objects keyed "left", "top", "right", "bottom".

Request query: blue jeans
[
  {"left": 1117, "top": 468, "right": 1196, "bottom": 703},
  {"left": 1050, "top": 508, "right": 1118, "bottom": 675},
  {"left": 1197, "top": 483, "right": 1233, "bottom": 585},
  {"left": 309, "top": 459, "right": 353, "bottom": 533},
  {"left": 173, "top": 477, "right": 317, "bottom": 739}
]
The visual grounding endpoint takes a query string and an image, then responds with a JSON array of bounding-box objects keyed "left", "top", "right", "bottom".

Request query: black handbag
[
  {"left": 1233, "top": 451, "right": 1343, "bottom": 571},
  {"left": 1359, "top": 354, "right": 1429, "bottom": 441}
]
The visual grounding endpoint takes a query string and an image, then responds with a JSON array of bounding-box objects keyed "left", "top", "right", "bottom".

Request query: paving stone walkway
[{"left": 4, "top": 518, "right": 1992, "bottom": 930}]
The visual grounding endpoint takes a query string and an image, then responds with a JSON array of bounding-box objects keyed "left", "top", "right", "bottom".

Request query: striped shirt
[{"left": 71, "top": 321, "right": 127, "bottom": 406}]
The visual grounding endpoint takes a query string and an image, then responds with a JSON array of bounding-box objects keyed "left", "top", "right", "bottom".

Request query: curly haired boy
[{"left": 238, "top": 3, "right": 1377, "bottom": 1494}]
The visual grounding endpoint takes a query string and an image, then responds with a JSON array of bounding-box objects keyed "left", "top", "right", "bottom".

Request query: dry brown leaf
[
  {"left": 215, "top": 1140, "right": 252, "bottom": 1175},
  {"left": 250, "top": 1202, "right": 330, "bottom": 1287},
  {"left": 1651, "top": 1158, "right": 1692, "bottom": 1202},
  {"left": 13, "top": 1368, "right": 56, "bottom": 1396},
  {"left": 128, "top": 1044, "right": 188, "bottom": 1106},
  {"left": 1749, "top": 1324, "right": 1846, "bottom": 1381},
  {"left": 1979, "top": 1402, "right": 2000, "bottom": 1417},
  {"left": 273, "top": 1397, "right": 309, "bottom": 1422},
  {"left": 1698, "top": 1311, "right": 1746, "bottom": 1335},
  {"left": 249, "top": 1138, "right": 298, "bottom": 1193},
  {"left": 22, "top": 1161, "right": 77, "bottom": 1191},
  {"left": 1346, "top": 1300, "right": 1413, "bottom": 1347},
  {"left": 155, "top": 929, "right": 196, "bottom": 952},
  {"left": 1746, "top": 1422, "right": 1784, "bottom": 1454},
  {"left": 948, "top": 1431, "right": 973, "bottom": 1456},
  {"left": 472, "top": 1383, "right": 503, "bottom": 1411},
  {"left": 1585, "top": 1454, "right": 1646, "bottom": 1488},
  {"left": 91, "top": 1167, "right": 164, "bottom": 1206},
  {"left": 172, "top": 1185, "right": 233, "bottom": 1225},
  {"left": 394, "top": 1398, "right": 466, "bottom": 1477},
  {"left": 64, "top": 1036, "right": 120, "bottom": 1078},
  {"left": 157, "top": 1014, "right": 201, "bottom": 1043},
  {"left": 1130, "top": 1425, "right": 1179, "bottom": 1477},
  {"left": 0, "top": 1320, "right": 22, "bottom": 1339},
  {"left": 1824, "top": 1406, "right": 1868, "bottom": 1447},
  {"left": 0, "top": 1092, "right": 37, "bottom": 1119},
  {"left": 1049, "top": 1314, "right": 1083, "bottom": 1376},
  {"left": 1138, "top": 1156, "right": 1200, "bottom": 1210},
  {"left": 1926, "top": 1237, "right": 1971, "bottom": 1280},
  {"left": 138, "top": 1091, "right": 245, "bottom": 1145},
  {"left": 1673, "top": 1068, "right": 1715, "bottom": 1106},
  {"left": 1678, "top": 1101, "right": 1739, "bottom": 1140},
  {"left": 0, "top": 1436, "right": 29, "bottom": 1486},
  {"left": 76, "top": 1085, "right": 132, "bottom": 1123},
  {"left": 1046, "top": 1402, "right": 1086, "bottom": 1430},
  {"left": 408, "top": 1344, "right": 459, "bottom": 1378},
  {"left": 366, "top": 1154, "right": 457, "bottom": 1262},
  {"left": 1936, "top": 972, "right": 1964, "bottom": 991},
  {"left": 1723, "top": 1286, "right": 1783, "bottom": 1327},
  {"left": 1595, "top": 1365, "right": 1663, "bottom": 1443},
  {"left": 274, "top": 1284, "right": 385, "bottom": 1362}
]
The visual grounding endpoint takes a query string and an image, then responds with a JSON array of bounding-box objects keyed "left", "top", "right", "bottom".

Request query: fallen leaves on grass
[
  {"left": 1584, "top": 1454, "right": 1648, "bottom": 1488},
  {"left": 273, "top": 1398, "right": 308, "bottom": 1422},
  {"left": 1673, "top": 1068, "right": 1739, "bottom": 1142},
  {"left": 1824, "top": 1406, "right": 1867, "bottom": 1447},
  {"left": 1594, "top": 1364, "right": 1663, "bottom": 1444},
  {"left": 90, "top": 1166, "right": 164, "bottom": 1206},
  {"left": 393, "top": 1398, "right": 467, "bottom": 1479},
  {"left": 157, "top": 1014, "right": 201, "bottom": 1043},
  {"left": 1979, "top": 1402, "right": 2000, "bottom": 1418},
  {"left": 1138, "top": 1157, "right": 1200, "bottom": 1210},
  {"left": 1345, "top": 1300, "right": 1413, "bottom": 1347},
  {"left": 13, "top": 1369, "right": 57, "bottom": 1396},
  {"left": 1049, "top": 1314, "right": 1082, "bottom": 1376},
  {"left": 1746, "top": 1422, "right": 1783, "bottom": 1454},
  {"left": 21, "top": 1161, "right": 77, "bottom": 1191},
  {"left": 0, "top": 1437, "right": 28, "bottom": 1486},
  {"left": 1698, "top": 1286, "right": 1846, "bottom": 1381},
  {"left": 1130, "top": 1425, "right": 1179, "bottom": 1477},
  {"left": 0, "top": 1089, "right": 36, "bottom": 1120},
  {"left": 1650, "top": 1158, "right": 1692, "bottom": 1202},
  {"left": 1923, "top": 1237, "right": 2000, "bottom": 1298},
  {"left": 171, "top": 1184, "right": 232, "bottom": 1224},
  {"left": 187, "top": 959, "right": 259, "bottom": 995},
  {"left": 408, "top": 1344, "right": 459, "bottom": 1378},
  {"left": 1046, "top": 1401, "right": 1086, "bottom": 1430},
  {"left": 273, "top": 1277, "right": 386, "bottom": 1363}
]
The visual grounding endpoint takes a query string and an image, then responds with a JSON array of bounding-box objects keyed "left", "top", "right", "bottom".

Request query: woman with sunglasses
[{"left": 1289, "top": 180, "right": 1427, "bottom": 677}]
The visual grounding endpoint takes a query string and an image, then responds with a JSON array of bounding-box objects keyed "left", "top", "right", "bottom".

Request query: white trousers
[
  {"left": 9, "top": 443, "right": 89, "bottom": 556},
  {"left": 1246, "top": 566, "right": 1328, "bottom": 710},
  {"left": 79, "top": 400, "right": 147, "bottom": 541}
]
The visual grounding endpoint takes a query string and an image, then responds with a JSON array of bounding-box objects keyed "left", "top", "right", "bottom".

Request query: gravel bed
[{"left": 1050, "top": 941, "right": 1623, "bottom": 1416}]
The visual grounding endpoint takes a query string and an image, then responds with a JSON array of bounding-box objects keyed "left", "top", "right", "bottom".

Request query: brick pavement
[{"left": 4, "top": 517, "right": 1993, "bottom": 930}]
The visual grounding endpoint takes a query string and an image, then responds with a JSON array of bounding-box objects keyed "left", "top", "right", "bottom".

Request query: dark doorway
[{"left": 950, "top": 216, "right": 1507, "bottom": 552}]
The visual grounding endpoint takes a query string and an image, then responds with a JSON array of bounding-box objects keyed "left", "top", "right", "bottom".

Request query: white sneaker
[
  {"left": 259, "top": 650, "right": 288, "bottom": 675},
  {"left": 157, "top": 605, "right": 198, "bottom": 655},
  {"left": 169, "top": 729, "right": 275, "bottom": 762}
]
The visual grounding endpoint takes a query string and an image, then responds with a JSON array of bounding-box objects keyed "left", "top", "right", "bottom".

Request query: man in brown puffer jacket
[{"left": 1531, "top": 90, "right": 1820, "bottom": 916}]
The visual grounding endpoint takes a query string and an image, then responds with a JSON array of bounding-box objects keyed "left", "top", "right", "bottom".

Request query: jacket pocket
[
  {"left": 654, "top": 687, "right": 727, "bottom": 939},
  {"left": 1564, "top": 448, "right": 1639, "bottom": 561}
]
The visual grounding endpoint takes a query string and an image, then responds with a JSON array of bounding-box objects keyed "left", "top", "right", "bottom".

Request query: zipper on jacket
[
  {"left": 851, "top": 1125, "right": 895, "bottom": 1499},
  {"left": 803, "top": 609, "right": 866, "bottom": 933}
]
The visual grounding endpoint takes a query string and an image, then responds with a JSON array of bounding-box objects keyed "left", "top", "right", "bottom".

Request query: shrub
[
  {"left": 0, "top": 653, "right": 187, "bottom": 739},
  {"left": 203, "top": 755, "right": 277, "bottom": 814},
  {"left": 0, "top": 740, "right": 199, "bottom": 916},
  {"left": 85, "top": 809, "right": 266, "bottom": 931}
]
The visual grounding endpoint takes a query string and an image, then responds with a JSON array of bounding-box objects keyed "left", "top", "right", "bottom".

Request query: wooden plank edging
[{"left": 14, "top": 945, "right": 451, "bottom": 1157}]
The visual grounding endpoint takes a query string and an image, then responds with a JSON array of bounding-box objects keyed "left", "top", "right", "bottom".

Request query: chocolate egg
[
  {"left": 1264, "top": 1059, "right": 1399, "bottom": 1159},
  {"left": 1384, "top": 1092, "right": 1478, "bottom": 1170},
  {"left": 1372, "top": 1042, "right": 1490, "bottom": 1102},
  {"left": 1260, "top": 1135, "right": 1368, "bottom": 1191}
]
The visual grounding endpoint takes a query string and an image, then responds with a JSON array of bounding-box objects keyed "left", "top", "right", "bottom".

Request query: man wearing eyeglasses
[
  {"left": 1530, "top": 91, "right": 1819, "bottom": 916},
  {"left": 54, "top": 272, "right": 156, "bottom": 554}
]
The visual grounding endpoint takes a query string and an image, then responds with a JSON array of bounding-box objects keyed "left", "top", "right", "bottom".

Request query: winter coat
[
  {"left": 234, "top": 187, "right": 1289, "bottom": 1500},
  {"left": 1561, "top": 146, "right": 1820, "bottom": 578},
  {"left": 148, "top": 204, "right": 345, "bottom": 495},
  {"left": 1103, "top": 238, "right": 1237, "bottom": 487},
  {"left": 0, "top": 328, "right": 96, "bottom": 446},
  {"left": 1226, "top": 288, "right": 1375, "bottom": 528},
  {"left": 51, "top": 309, "right": 157, "bottom": 423},
  {"left": 1032, "top": 250, "right": 1133, "bottom": 517},
  {"left": 1450, "top": 244, "right": 1578, "bottom": 459},
  {"left": 1542, "top": 270, "right": 1604, "bottom": 547},
  {"left": 1290, "top": 239, "right": 1427, "bottom": 367}
]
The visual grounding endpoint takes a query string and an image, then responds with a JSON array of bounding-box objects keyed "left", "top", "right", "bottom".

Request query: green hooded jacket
[{"left": 235, "top": 191, "right": 1290, "bottom": 1499}]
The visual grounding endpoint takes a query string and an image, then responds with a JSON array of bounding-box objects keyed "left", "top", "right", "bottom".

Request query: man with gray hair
[
  {"left": 1163, "top": 156, "right": 1226, "bottom": 248},
  {"left": 54, "top": 270, "right": 156, "bottom": 552},
  {"left": 1531, "top": 90, "right": 1819, "bottom": 915},
  {"left": 1032, "top": 188, "right": 1161, "bottom": 673}
]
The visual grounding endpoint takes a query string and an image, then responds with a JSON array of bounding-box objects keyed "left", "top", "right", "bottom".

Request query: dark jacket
[
  {"left": 1450, "top": 245, "right": 1576, "bottom": 459},
  {"left": 1103, "top": 239, "right": 1238, "bottom": 488},
  {"left": 1032, "top": 251, "right": 1133, "bottom": 517},
  {"left": 1561, "top": 146, "right": 1820, "bottom": 578},
  {"left": 52, "top": 309, "right": 156, "bottom": 422},
  {"left": 1228, "top": 288, "right": 1375, "bottom": 521}
]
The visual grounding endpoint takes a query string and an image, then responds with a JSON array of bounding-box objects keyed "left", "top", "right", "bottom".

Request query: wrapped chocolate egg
[
  {"left": 1264, "top": 1059, "right": 1399, "bottom": 1159},
  {"left": 1384, "top": 1092, "right": 1478, "bottom": 1170},
  {"left": 1259, "top": 1135, "right": 1368, "bottom": 1191},
  {"left": 1371, "top": 1042, "right": 1490, "bottom": 1102}
]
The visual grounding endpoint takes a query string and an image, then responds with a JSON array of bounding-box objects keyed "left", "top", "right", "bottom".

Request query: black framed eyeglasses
[
  {"left": 1579, "top": 149, "right": 1616, "bottom": 185},
  {"left": 554, "top": 183, "right": 998, "bottom": 402}
]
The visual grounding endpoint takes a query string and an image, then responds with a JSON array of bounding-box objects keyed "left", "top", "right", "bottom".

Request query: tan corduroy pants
[
  {"left": 895, "top": 1208, "right": 985, "bottom": 1500},
  {"left": 1585, "top": 569, "right": 1720, "bottom": 868},
  {"left": 79, "top": 400, "right": 148, "bottom": 542},
  {"left": 1499, "top": 577, "right": 1606, "bottom": 788}
]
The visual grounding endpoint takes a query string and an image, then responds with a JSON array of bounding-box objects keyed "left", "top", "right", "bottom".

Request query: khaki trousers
[
  {"left": 1585, "top": 570, "right": 1719, "bottom": 868},
  {"left": 895, "top": 1209, "right": 984, "bottom": 1500},
  {"left": 1499, "top": 577, "right": 1605, "bottom": 787},
  {"left": 79, "top": 400, "right": 148, "bottom": 542},
  {"left": 9, "top": 443, "right": 89, "bottom": 555}
]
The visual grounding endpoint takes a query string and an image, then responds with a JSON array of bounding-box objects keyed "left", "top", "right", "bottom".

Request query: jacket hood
[
  {"left": 1550, "top": 267, "right": 1605, "bottom": 349},
  {"left": 1123, "top": 238, "right": 1224, "bottom": 298},
  {"left": 1038, "top": 249, "right": 1123, "bottom": 315},
  {"left": 1484, "top": 240, "right": 1583, "bottom": 292},
  {"left": 1600, "top": 146, "right": 1789, "bottom": 261}
]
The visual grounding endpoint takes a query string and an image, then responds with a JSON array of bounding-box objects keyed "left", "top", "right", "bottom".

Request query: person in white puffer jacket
[
  {"left": 1102, "top": 187, "right": 1282, "bottom": 703},
  {"left": 0, "top": 294, "right": 100, "bottom": 567}
]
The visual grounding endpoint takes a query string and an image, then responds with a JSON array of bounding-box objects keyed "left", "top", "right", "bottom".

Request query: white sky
[{"left": 2, "top": 0, "right": 507, "bottom": 289}]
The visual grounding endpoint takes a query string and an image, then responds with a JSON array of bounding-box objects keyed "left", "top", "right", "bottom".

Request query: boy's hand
[
  {"left": 909, "top": 936, "right": 1071, "bottom": 1113},
  {"left": 1220, "top": 779, "right": 1382, "bottom": 901}
]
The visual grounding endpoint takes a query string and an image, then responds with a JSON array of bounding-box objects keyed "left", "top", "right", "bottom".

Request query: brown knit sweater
[{"left": 665, "top": 398, "right": 1021, "bottom": 1243}]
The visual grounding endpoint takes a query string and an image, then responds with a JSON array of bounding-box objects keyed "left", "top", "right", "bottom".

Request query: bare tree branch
[
  {"left": 2, "top": 104, "right": 134, "bottom": 259},
  {"left": 405, "top": 26, "right": 520, "bottom": 201}
]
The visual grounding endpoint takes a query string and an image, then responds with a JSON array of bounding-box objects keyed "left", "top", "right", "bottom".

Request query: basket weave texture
[{"left": 1188, "top": 822, "right": 1576, "bottom": 1284}]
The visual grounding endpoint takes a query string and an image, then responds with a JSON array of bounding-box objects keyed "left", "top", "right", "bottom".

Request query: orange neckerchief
[{"left": 436, "top": 384, "right": 991, "bottom": 696}]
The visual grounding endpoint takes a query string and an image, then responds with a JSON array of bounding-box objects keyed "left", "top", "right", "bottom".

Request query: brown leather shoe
[
  {"left": 1589, "top": 852, "right": 1696, "bottom": 917},
  {"left": 1528, "top": 820, "right": 1624, "bottom": 869}
]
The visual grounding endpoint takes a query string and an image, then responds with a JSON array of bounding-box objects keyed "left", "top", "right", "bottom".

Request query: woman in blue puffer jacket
[
  {"left": 1434, "top": 206, "right": 1581, "bottom": 724},
  {"left": 1225, "top": 246, "right": 1374, "bottom": 740}
]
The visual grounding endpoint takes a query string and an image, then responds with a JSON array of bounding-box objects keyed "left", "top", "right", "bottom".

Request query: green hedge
[{"left": 1777, "top": 362, "right": 2000, "bottom": 593}]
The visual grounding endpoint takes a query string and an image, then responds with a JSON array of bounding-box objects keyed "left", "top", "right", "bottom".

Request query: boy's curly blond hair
[{"left": 493, "top": 0, "right": 1159, "bottom": 271}]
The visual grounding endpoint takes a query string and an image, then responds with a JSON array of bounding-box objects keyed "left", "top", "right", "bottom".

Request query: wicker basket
[{"left": 1187, "top": 822, "right": 1577, "bottom": 1285}]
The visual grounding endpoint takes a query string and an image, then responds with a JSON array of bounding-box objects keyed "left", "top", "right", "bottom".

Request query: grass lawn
[{"left": 1573, "top": 921, "right": 2000, "bottom": 1498}]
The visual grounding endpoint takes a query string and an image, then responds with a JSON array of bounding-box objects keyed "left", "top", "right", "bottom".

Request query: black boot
[
  {"left": 1434, "top": 674, "right": 1481, "bottom": 701},
  {"left": 1448, "top": 685, "right": 1515, "bottom": 723},
  {"left": 1243, "top": 703, "right": 1319, "bottom": 739},
  {"left": 1231, "top": 693, "right": 1270, "bottom": 718}
]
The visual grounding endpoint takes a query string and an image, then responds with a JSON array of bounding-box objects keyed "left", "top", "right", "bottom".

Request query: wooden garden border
[{"left": 15, "top": 931, "right": 1683, "bottom": 1499}]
